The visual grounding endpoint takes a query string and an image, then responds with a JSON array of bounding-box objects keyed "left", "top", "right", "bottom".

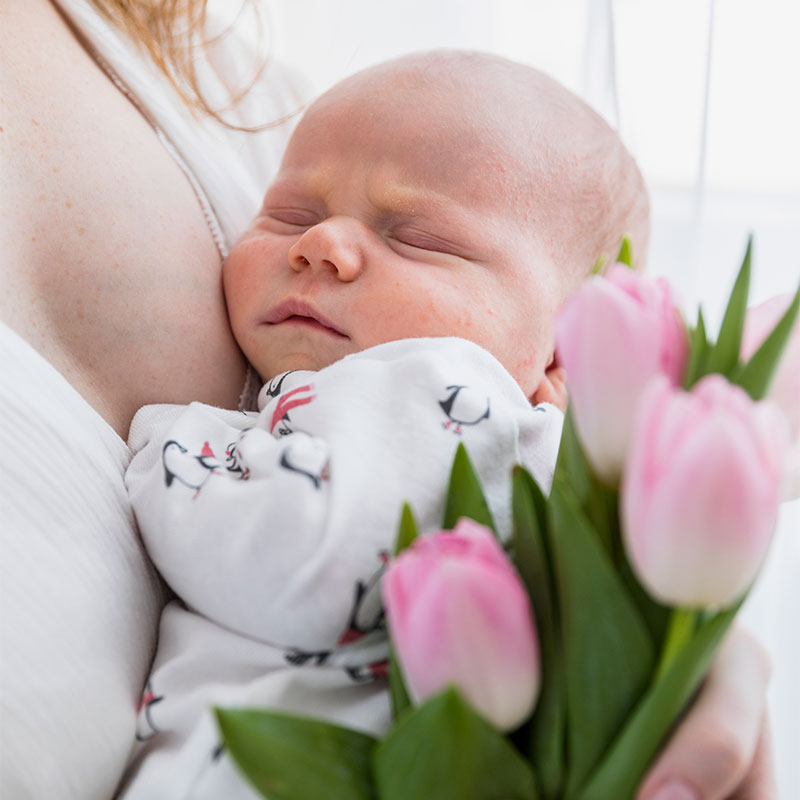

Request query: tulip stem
[{"left": 653, "top": 608, "right": 697, "bottom": 683}]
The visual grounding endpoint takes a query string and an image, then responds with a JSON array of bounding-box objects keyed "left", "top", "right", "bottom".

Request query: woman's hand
[{"left": 637, "top": 625, "right": 776, "bottom": 800}]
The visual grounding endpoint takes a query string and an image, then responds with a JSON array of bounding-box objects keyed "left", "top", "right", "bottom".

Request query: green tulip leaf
[
  {"left": 591, "top": 253, "right": 607, "bottom": 276},
  {"left": 617, "top": 559, "right": 671, "bottom": 651},
  {"left": 388, "top": 644, "right": 412, "bottom": 721},
  {"left": 553, "top": 409, "right": 592, "bottom": 509},
  {"left": 373, "top": 687, "right": 539, "bottom": 800},
  {"left": 442, "top": 442, "right": 497, "bottom": 535},
  {"left": 577, "top": 603, "right": 741, "bottom": 800},
  {"left": 393, "top": 502, "right": 419, "bottom": 556},
  {"left": 215, "top": 708, "right": 378, "bottom": 800},
  {"left": 706, "top": 236, "right": 752, "bottom": 378},
  {"left": 389, "top": 505, "right": 417, "bottom": 719},
  {"left": 548, "top": 480, "right": 655, "bottom": 797},
  {"left": 616, "top": 234, "right": 634, "bottom": 268},
  {"left": 735, "top": 281, "right": 800, "bottom": 400},
  {"left": 554, "top": 410, "right": 619, "bottom": 561},
  {"left": 511, "top": 466, "right": 565, "bottom": 799},
  {"left": 683, "top": 306, "right": 710, "bottom": 389}
]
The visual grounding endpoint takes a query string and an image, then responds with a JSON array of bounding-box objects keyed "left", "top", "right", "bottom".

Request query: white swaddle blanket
[{"left": 119, "top": 338, "right": 564, "bottom": 798}]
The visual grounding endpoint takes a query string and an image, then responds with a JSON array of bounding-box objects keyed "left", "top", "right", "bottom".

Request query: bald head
[
  {"left": 234, "top": 49, "right": 649, "bottom": 396},
  {"left": 310, "top": 50, "right": 649, "bottom": 285}
]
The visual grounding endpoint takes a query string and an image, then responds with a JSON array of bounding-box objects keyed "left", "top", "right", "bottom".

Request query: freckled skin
[
  {"left": 2, "top": 0, "right": 248, "bottom": 434},
  {"left": 224, "top": 53, "right": 616, "bottom": 400}
]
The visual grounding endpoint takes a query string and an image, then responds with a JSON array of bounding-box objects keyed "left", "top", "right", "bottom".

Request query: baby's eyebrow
[
  {"left": 366, "top": 182, "right": 460, "bottom": 221},
  {"left": 269, "top": 166, "right": 477, "bottom": 231}
]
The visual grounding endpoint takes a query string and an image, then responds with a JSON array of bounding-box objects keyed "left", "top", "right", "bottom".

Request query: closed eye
[
  {"left": 388, "top": 227, "right": 465, "bottom": 257},
  {"left": 257, "top": 208, "right": 319, "bottom": 235}
]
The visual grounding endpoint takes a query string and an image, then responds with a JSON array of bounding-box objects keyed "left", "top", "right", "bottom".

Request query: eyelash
[
  {"left": 389, "top": 232, "right": 457, "bottom": 256},
  {"left": 264, "top": 209, "right": 318, "bottom": 229}
]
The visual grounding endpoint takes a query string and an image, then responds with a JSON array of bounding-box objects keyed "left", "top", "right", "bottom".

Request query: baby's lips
[{"left": 264, "top": 298, "right": 349, "bottom": 337}]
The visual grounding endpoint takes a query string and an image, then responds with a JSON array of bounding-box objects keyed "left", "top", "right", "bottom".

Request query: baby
[{"left": 120, "top": 50, "right": 647, "bottom": 798}]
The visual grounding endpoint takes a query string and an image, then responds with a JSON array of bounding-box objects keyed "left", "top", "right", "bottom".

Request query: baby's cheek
[
  {"left": 512, "top": 356, "right": 545, "bottom": 399},
  {"left": 500, "top": 322, "right": 551, "bottom": 397},
  {"left": 224, "top": 241, "right": 261, "bottom": 292},
  {"left": 222, "top": 253, "right": 248, "bottom": 312},
  {"left": 377, "top": 284, "right": 442, "bottom": 338}
]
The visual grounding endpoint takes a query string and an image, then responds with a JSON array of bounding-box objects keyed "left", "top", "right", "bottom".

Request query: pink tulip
[
  {"left": 382, "top": 518, "right": 540, "bottom": 731},
  {"left": 621, "top": 374, "right": 787, "bottom": 608},
  {"left": 555, "top": 264, "right": 688, "bottom": 486},
  {"left": 741, "top": 293, "right": 800, "bottom": 499}
]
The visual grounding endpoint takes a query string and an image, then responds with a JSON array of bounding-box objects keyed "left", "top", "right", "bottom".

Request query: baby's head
[{"left": 225, "top": 50, "right": 648, "bottom": 402}]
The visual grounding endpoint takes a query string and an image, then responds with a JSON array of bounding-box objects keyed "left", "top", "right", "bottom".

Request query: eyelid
[
  {"left": 264, "top": 207, "right": 319, "bottom": 227},
  {"left": 389, "top": 226, "right": 464, "bottom": 256}
]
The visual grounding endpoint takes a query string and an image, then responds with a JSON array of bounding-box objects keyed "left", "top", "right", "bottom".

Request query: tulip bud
[
  {"left": 555, "top": 265, "right": 688, "bottom": 486},
  {"left": 621, "top": 374, "right": 787, "bottom": 608},
  {"left": 741, "top": 293, "right": 800, "bottom": 499},
  {"left": 382, "top": 518, "right": 540, "bottom": 731}
]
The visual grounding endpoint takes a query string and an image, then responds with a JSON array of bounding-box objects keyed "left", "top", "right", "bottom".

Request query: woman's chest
[{"left": 0, "top": 0, "right": 247, "bottom": 432}]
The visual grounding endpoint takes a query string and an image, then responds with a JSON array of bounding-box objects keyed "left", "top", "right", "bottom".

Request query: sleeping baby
[{"left": 120, "top": 49, "right": 648, "bottom": 798}]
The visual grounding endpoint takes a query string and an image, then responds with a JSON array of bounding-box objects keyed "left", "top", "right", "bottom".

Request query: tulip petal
[
  {"left": 405, "top": 558, "right": 538, "bottom": 731},
  {"left": 555, "top": 269, "right": 687, "bottom": 486},
  {"left": 622, "top": 375, "right": 786, "bottom": 608},
  {"left": 383, "top": 521, "right": 540, "bottom": 732}
]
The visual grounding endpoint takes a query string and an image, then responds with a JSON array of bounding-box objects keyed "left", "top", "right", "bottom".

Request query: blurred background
[
  {"left": 261, "top": 0, "right": 798, "bottom": 792},
  {"left": 265, "top": 0, "right": 799, "bottom": 314}
]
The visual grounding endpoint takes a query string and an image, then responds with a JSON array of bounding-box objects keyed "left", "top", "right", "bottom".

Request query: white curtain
[{"left": 266, "top": 2, "right": 800, "bottom": 793}]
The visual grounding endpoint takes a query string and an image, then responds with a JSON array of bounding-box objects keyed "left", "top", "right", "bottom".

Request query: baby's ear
[{"left": 530, "top": 363, "right": 568, "bottom": 411}]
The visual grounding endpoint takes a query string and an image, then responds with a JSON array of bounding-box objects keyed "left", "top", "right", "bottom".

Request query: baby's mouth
[
  {"left": 265, "top": 300, "right": 349, "bottom": 338},
  {"left": 282, "top": 314, "right": 348, "bottom": 337}
]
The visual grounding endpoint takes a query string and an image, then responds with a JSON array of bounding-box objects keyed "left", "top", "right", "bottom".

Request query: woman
[{"left": 0, "top": 1, "right": 774, "bottom": 797}]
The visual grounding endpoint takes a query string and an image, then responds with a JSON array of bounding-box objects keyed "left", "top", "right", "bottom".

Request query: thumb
[{"left": 636, "top": 626, "right": 772, "bottom": 800}]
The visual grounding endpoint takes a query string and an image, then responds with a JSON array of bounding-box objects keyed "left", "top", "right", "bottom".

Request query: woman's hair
[{"left": 90, "top": 0, "right": 278, "bottom": 130}]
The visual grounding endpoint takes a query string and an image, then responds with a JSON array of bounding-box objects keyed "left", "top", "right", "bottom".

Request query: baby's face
[{"left": 225, "top": 63, "right": 565, "bottom": 398}]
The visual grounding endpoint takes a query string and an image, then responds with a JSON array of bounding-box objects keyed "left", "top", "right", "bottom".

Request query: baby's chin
[{"left": 256, "top": 351, "right": 350, "bottom": 382}]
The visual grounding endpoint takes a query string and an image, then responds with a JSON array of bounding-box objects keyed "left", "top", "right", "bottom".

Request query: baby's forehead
[
  {"left": 301, "top": 54, "right": 603, "bottom": 187},
  {"left": 308, "top": 55, "right": 559, "bottom": 144},
  {"left": 294, "top": 62, "right": 561, "bottom": 204}
]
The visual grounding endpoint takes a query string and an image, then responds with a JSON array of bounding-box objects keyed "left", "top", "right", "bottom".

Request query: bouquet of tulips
[{"left": 216, "top": 239, "right": 799, "bottom": 800}]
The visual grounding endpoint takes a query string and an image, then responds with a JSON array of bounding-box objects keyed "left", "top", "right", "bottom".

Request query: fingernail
[{"left": 650, "top": 781, "right": 699, "bottom": 800}]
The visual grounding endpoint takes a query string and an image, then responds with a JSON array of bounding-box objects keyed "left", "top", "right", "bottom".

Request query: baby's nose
[{"left": 288, "top": 217, "right": 365, "bottom": 282}]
